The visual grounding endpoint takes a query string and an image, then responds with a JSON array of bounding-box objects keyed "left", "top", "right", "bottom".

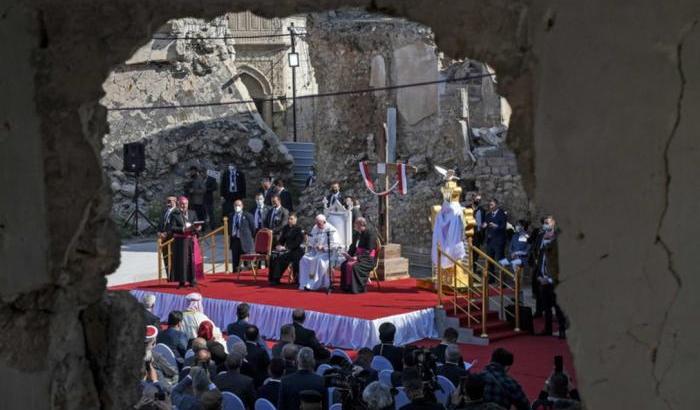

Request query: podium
[{"left": 377, "top": 243, "right": 410, "bottom": 281}]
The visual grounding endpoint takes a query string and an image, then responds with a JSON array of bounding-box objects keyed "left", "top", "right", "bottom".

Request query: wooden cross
[{"left": 369, "top": 121, "right": 416, "bottom": 243}]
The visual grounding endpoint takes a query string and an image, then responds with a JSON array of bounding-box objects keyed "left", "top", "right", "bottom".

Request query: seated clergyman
[{"left": 298, "top": 215, "right": 341, "bottom": 291}]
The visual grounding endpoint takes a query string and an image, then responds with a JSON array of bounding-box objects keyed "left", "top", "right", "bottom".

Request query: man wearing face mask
[
  {"left": 532, "top": 216, "right": 567, "bottom": 338},
  {"left": 229, "top": 199, "right": 255, "bottom": 272},
  {"left": 251, "top": 193, "right": 268, "bottom": 234},
  {"left": 324, "top": 182, "right": 343, "bottom": 208}
]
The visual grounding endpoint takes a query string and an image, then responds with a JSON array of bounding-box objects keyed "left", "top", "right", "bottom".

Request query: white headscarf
[{"left": 185, "top": 292, "right": 204, "bottom": 313}]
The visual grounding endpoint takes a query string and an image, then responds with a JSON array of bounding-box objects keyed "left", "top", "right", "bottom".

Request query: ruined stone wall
[
  {"left": 102, "top": 18, "right": 293, "bottom": 223},
  {"left": 298, "top": 11, "right": 528, "bottom": 254}
]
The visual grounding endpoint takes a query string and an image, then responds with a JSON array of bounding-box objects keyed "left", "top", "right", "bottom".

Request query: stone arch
[{"left": 237, "top": 65, "right": 277, "bottom": 128}]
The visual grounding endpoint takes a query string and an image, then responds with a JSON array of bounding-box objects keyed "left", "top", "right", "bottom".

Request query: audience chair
[
  {"left": 184, "top": 349, "right": 194, "bottom": 360},
  {"left": 368, "top": 237, "right": 383, "bottom": 290},
  {"left": 316, "top": 363, "right": 332, "bottom": 376},
  {"left": 238, "top": 228, "right": 273, "bottom": 281},
  {"left": 329, "top": 404, "right": 342, "bottom": 410},
  {"left": 254, "top": 398, "right": 277, "bottom": 410},
  {"left": 222, "top": 391, "right": 245, "bottom": 410},
  {"left": 226, "top": 334, "right": 244, "bottom": 352},
  {"left": 371, "top": 355, "right": 394, "bottom": 372},
  {"left": 394, "top": 387, "right": 410, "bottom": 410},
  {"left": 378, "top": 369, "right": 393, "bottom": 387},
  {"left": 153, "top": 343, "right": 178, "bottom": 370},
  {"left": 436, "top": 375, "right": 456, "bottom": 406}
]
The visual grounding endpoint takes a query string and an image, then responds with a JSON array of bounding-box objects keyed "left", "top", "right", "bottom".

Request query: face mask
[
  {"left": 542, "top": 223, "right": 552, "bottom": 231},
  {"left": 256, "top": 200, "right": 264, "bottom": 207},
  {"left": 234, "top": 206, "right": 242, "bottom": 213}
]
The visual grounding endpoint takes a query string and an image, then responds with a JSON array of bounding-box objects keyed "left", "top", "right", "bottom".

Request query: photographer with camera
[
  {"left": 400, "top": 368, "right": 445, "bottom": 409},
  {"left": 479, "top": 348, "right": 529, "bottom": 410},
  {"left": 450, "top": 374, "right": 505, "bottom": 410},
  {"left": 437, "top": 345, "right": 469, "bottom": 387},
  {"left": 530, "top": 356, "right": 581, "bottom": 410}
]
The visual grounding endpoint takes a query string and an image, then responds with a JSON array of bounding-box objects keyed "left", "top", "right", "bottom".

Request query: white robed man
[
  {"left": 180, "top": 292, "right": 225, "bottom": 344},
  {"left": 298, "top": 214, "right": 342, "bottom": 291},
  {"left": 431, "top": 199, "right": 468, "bottom": 279}
]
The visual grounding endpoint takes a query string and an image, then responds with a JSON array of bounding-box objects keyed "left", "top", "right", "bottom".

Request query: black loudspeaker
[{"left": 123, "top": 142, "right": 145, "bottom": 173}]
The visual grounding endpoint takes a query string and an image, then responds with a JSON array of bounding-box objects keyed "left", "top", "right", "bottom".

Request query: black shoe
[
  {"left": 533, "top": 312, "right": 543, "bottom": 318},
  {"left": 177, "top": 283, "right": 184, "bottom": 289},
  {"left": 537, "top": 331, "right": 553, "bottom": 336}
]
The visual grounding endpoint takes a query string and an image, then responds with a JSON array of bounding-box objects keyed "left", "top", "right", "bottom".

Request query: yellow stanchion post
[
  {"left": 223, "top": 217, "right": 229, "bottom": 274},
  {"left": 157, "top": 237, "right": 162, "bottom": 281},
  {"left": 437, "top": 246, "right": 443, "bottom": 308},
  {"left": 515, "top": 267, "right": 521, "bottom": 332},
  {"left": 481, "top": 259, "right": 488, "bottom": 338}
]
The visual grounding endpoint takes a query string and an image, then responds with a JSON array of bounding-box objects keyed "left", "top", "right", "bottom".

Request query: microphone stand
[{"left": 326, "top": 230, "right": 333, "bottom": 295}]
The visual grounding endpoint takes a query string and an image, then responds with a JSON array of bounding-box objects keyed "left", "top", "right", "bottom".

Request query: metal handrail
[{"left": 436, "top": 246, "right": 485, "bottom": 335}]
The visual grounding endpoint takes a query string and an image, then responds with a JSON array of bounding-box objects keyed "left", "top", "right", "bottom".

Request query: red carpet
[{"left": 110, "top": 273, "right": 438, "bottom": 319}]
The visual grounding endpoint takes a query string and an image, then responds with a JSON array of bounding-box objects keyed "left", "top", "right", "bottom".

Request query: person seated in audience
[
  {"left": 401, "top": 369, "right": 444, "bottom": 409},
  {"left": 184, "top": 337, "right": 206, "bottom": 366},
  {"left": 141, "top": 293, "right": 161, "bottom": 327},
  {"left": 282, "top": 343, "right": 300, "bottom": 376},
  {"left": 450, "top": 374, "right": 505, "bottom": 410},
  {"left": 213, "top": 352, "right": 256, "bottom": 410},
  {"left": 229, "top": 340, "right": 258, "bottom": 382},
  {"left": 299, "top": 390, "right": 324, "bottom": 410},
  {"left": 172, "top": 366, "right": 217, "bottom": 410},
  {"left": 499, "top": 220, "right": 531, "bottom": 273},
  {"left": 437, "top": 345, "right": 469, "bottom": 387},
  {"left": 144, "top": 325, "right": 179, "bottom": 388},
  {"left": 196, "top": 321, "right": 227, "bottom": 372},
  {"left": 479, "top": 348, "right": 529, "bottom": 410},
  {"left": 199, "top": 390, "right": 223, "bottom": 410},
  {"left": 353, "top": 347, "right": 379, "bottom": 384},
  {"left": 531, "top": 372, "right": 581, "bottom": 410},
  {"left": 390, "top": 347, "right": 419, "bottom": 388},
  {"left": 431, "top": 327, "right": 465, "bottom": 366},
  {"left": 181, "top": 292, "right": 223, "bottom": 341},
  {"left": 181, "top": 348, "right": 217, "bottom": 380},
  {"left": 227, "top": 303, "right": 252, "bottom": 340},
  {"left": 268, "top": 212, "right": 306, "bottom": 285},
  {"left": 157, "top": 310, "right": 188, "bottom": 367},
  {"left": 134, "top": 377, "right": 172, "bottom": 410},
  {"left": 372, "top": 322, "right": 405, "bottom": 371},
  {"left": 362, "top": 381, "right": 394, "bottom": 410},
  {"left": 272, "top": 324, "right": 296, "bottom": 359},
  {"left": 278, "top": 347, "right": 327, "bottom": 410},
  {"left": 244, "top": 325, "right": 270, "bottom": 387},
  {"left": 291, "top": 308, "right": 328, "bottom": 359},
  {"left": 257, "top": 358, "right": 285, "bottom": 407}
]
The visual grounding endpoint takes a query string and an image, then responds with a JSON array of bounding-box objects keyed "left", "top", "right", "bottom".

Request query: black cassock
[
  {"left": 268, "top": 225, "right": 305, "bottom": 285},
  {"left": 168, "top": 209, "right": 200, "bottom": 286},
  {"left": 340, "top": 229, "right": 377, "bottom": 294}
]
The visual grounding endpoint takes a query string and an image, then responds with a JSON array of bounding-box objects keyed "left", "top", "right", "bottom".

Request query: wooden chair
[
  {"left": 368, "top": 237, "right": 383, "bottom": 290},
  {"left": 238, "top": 228, "right": 273, "bottom": 281}
]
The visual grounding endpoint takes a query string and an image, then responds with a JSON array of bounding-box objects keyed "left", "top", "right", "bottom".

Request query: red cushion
[
  {"left": 240, "top": 253, "right": 264, "bottom": 261},
  {"left": 254, "top": 230, "right": 272, "bottom": 254}
]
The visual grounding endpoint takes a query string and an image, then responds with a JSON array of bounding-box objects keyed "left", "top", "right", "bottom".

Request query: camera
[{"left": 322, "top": 360, "right": 375, "bottom": 410}]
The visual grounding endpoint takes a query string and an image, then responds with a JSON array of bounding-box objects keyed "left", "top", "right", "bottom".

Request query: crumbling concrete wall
[
  {"left": 2, "top": 1, "right": 700, "bottom": 409},
  {"left": 102, "top": 18, "right": 293, "bottom": 223},
  {"left": 297, "top": 10, "right": 528, "bottom": 256}
]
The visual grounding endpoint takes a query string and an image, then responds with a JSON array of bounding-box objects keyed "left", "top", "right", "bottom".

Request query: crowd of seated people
[{"left": 137, "top": 293, "right": 581, "bottom": 410}]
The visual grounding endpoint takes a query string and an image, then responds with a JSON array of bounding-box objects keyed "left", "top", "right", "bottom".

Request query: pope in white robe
[
  {"left": 431, "top": 200, "right": 467, "bottom": 268},
  {"left": 299, "top": 214, "right": 342, "bottom": 291}
]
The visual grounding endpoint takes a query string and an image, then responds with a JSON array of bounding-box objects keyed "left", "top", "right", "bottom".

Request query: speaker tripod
[{"left": 123, "top": 171, "right": 157, "bottom": 235}]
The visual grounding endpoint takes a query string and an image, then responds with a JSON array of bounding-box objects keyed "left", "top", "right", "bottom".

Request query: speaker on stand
[{"left": 122, "top": 142, "right": 156, "bottom": 235}]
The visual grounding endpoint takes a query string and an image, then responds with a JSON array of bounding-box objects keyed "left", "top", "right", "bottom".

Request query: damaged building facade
[{"left": 297, "top": 11, "right": 527, "bottom": 267}]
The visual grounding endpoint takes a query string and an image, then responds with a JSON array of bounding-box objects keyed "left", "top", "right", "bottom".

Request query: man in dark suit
[
  {"left": 483, "top": 198, "right": 508, "bottom": 264},
  {"left": 158, "top": 196, "right": 178, "bottom": 276},
  {"left": 278, "top": 347, "right": 327, "bottom": 410},
  {"left": 264, "top": 194, "right": 289, "bottom": 246},
  {"left": 156, "top": 311, "right": 188, "bottom": 366},
  {"left": 213, "top": 352, "right": 256, "bottom": 409},
  {"left": 324, "top": 181, "right": 343, "bottom": 207},
  {"left": 220, "top": 164, "right": 247, "bottom": 219},
  {"left": 281, "top": 343, "right": 299, "bottom": 376},
  {"left": 226, "top": 303, "right": 252, "bottom": 340},
  {"left": 251, "top": 193, "right": 268, "bottom": 234},
  {"left": 431, "top": 327, "right": 465, "bottom": 367},
  {"left": 244, "top": 325, "right": 270, "bottom": 388},
  {"left": 259, "top": 177, "right": 275, "bottom": 206},
  {"left": 140, "top": 294, "right": 161, "bottom": 327},
  {"left": 229, "top": 199, "right": 255, "bottom": 271},
  {"left": 291, "top": 309, "right": 327, "bottom": 360},
  {"left": 372, "top": 322, "right": 404, "bottom": 371},
  {"left": 274, "top": 178, "right": 293, "bottom": 211},
  {"left": 437, "top": 345, "right": 469, "bottom": 387},
  {"left": 257, "top": 358, "right": 284, "bottom": 406},
  {"left": 272, "top": 324, "right": 296, "bottom": 359},
  {"left": 268, "top": 213, "right": 306, "bottom": 285}
]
